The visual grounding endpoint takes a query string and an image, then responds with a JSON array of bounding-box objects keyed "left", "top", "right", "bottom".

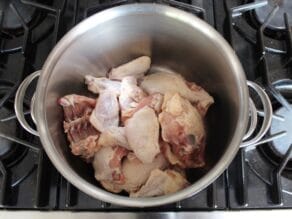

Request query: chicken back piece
[
  {"left": 130, "top": 169, "right": 189, "bottom": 197},
  {"left": 140, "top": 72, "right": 214, "bottom": 115},
  {"left": 59, "top": 94, "right": 96, "bottom": 122},
  {"left": 109, "top": 56, "right": 151, "bottom": 80},
  {"left": 159, "top": 93, "right": 206, "bottom": 168},
  {"left": 58, "top": 94, "right": 100, "bottom": 162},
  {"left": 93, "top": 146, "right": 128, "bottom": 183},
  {"left": 100, "top": 153, "right": 168, "bottom": 193},
  {"left": 85, "top": 75, "right": 121, "bottom": 96},
  {"left": 97, "top": 126, "right": 131, "bottom": 150},
  {"left": 125, "top": 106, "right": 160, "bottom": 164},
  {"left": 90, "top": 91, "right": 119, "bottom": 132}
]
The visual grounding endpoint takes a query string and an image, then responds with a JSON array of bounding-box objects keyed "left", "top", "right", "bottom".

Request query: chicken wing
[
  {"left": 109, "top": 56, "right": 151, "bottom": 80},
  {"left": 125, "top": 106, "right": 160, "bottom": 163},
  {"left": 130, "top": 169, "right": 189, "bottom": 197},
  {"left": 140, "top": 72, "right": 214, "bottom": 114},
  {"left": 93, "top": 146, "right": 128, "bottom": 183},
  {"left": 90, "top": 91, "right": 119, "bottom": 132},
  {"left": 97, "top": 126, "right": 130, "bottom": 150},
  {"left": 85, "top": 75, "right": 121, "bottom": 95},
  {"left": 119, "top": 76, "right": 146, "bottom": 121},
  {"left": 159, "top": 93, "right": 206, "bottom": 168}
]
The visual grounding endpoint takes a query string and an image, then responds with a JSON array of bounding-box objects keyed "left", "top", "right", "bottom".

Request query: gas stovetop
[{"left": 0, "top": 0, "right": 292, "bottom": 211}]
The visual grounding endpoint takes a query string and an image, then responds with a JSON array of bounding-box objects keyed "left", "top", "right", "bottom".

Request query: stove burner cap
[
  {"left": 0, "top": 0, "right": 37, "bottom": 34},
  {"left": 254, "top": 0, "right": 292, "bottom": 30},
  {"left": 269, "top": 105, "right": 292, "bottom": 158}
]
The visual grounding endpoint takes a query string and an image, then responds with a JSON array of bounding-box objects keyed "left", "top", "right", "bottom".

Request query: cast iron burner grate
[
  {"left": 0, "top": 80, "right": 28, "bottom": 167},
  {"left": 0, "top": 0, "right": 66, "bottom": 56},
  {"left": 0, "top": 80, "right": 42, "bottom": 207},
  {"left": 1, "top": 0, "right": 292, "bottom": 211},
  {"left": 224, "top": 0, "right": 292, "bottom": 208},
  {"left": 0, "top": 0, "right": 226, "bottom": 211},
  {"left": 254, "top": 0, "right": 292, "bottom": 31}
]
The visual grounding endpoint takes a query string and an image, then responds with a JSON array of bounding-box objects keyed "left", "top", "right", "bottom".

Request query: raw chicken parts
[
  {"left": 159, "top": 93, "right": 206, "bottom": 168},
  {"left": 119, "top": 76, "right": 146, "bottom": 121},
  {"left": 93, "top": 146, "right": 128, "bottom": 183},
  {"left": 160, "top": 141, "right": 184, "bottom": 167},
  {"left": 59, "top": 95, "right": 100, "bottom": 162},
  {"left": 97, "top": 127, "right": 130, "bottom": 150},
  {"left": 187, "top": 81, "right": 215, "bottom": 116},
  {"left": 130, "top": 169, "right": 189, "bottom": 197},
  {"left": 59, "top": 56, "right": 214, "bottom": 197},
  {"left": 109, "top": 56, "right": 151, "bottom": 80},
  {"left": 59, "top": 94, "right": 96, "bottom": 122},
  {"left": 85, "top": 75, "right": 121, "bottom": 95},
  {"left": 140, "top": 72, "right": 214, "bottom": 115},
  {"left": 125, "top": 106, "right": 160, "bottom": 164},
  {"left": 122, "top": 93, "right": 164, "bottom": 121},
  {"left": 90, "top": 91, "right": 119, "bottom": 132},
  {"left": 101, "top": 153, "right": 168, "bottom": 193}
]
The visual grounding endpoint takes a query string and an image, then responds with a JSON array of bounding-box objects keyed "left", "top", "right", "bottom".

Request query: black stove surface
[{"left": 0, "top": 0, "right": 292, "bottom": 211}]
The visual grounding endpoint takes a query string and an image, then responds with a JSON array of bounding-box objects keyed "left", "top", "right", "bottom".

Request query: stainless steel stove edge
[{"left": 1, "top": 210, "right": 292, "bottom": 219}]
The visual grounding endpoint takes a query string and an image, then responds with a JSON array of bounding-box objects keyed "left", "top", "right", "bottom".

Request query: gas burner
[
  {"left": 244, "top": 79, "right": 292, "bottom": 197},
  {"left": 260, "top": 79, "right": 292, "bottom": 170},
  {"left": 254, "top": 0, "right": 292, "bottom": 31},
  {"left": 227, "top": 1, "right": 286, "bottom": 55},
  {"left": 254, "top": 79, "right": 292, "bottom": 171},
  {"left": 245, "top": 147, "right": 292, "bottom": 194},
  {"left": 0, "top": 0, "right": 50, "bottom": 37},
  {"left": 269, "top": 104, "right": 292, "bottom": 158},
  {"left": 0, "top": 81, "right": 27, "bottom": 167}
]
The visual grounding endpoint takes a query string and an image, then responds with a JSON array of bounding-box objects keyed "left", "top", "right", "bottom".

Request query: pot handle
[
  {"left": 240, "top": 81, "right": 273, "bottom": 148},
  {"left": 14, "top": 71, "right": 41, "bottom": 136}
]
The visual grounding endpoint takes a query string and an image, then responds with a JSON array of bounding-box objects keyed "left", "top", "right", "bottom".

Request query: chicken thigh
[
  {"left": 186, "top": 82, "right": 214, "bottom": 116},
  {"left": 97, "top": 127, "right": 130, "bottom": 150},
  {"left": 140, "top": 72, "right": 214, "bottom": 113},
  {"left": 93, "top": 146, "right": 128, "bottom": 183},
  {"left": 109, "top": 56, "right": 151, "bottom": 80},
  {"left": 159, "top": 93, "right": 206, "bottom": 168},
  {"left": 100, "top": 153, "right": 168, "bottom": 193},
  {"left": 160, "top": 141, "right": 184, "bottom": 167},
  {"left": 130, "top": 169, "right": 189, "bottom": 197},
  {"left": 125, "top": 106, "right": 160, "bottom": 163},
  {"left": 85, "top": 75, "right": 121, "bottom": 95},
  {"left": 90, "top": 91, "right": 119, "bottom": 132}
]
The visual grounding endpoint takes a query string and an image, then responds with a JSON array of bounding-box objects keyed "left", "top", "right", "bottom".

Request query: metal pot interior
[{"left": 39, "top": 4, "right": 247, "bottom": 202}]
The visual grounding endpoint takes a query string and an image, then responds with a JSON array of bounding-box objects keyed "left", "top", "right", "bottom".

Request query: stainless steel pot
[{"left": 14, "top": 3, "right": 272, "bottom": 207}]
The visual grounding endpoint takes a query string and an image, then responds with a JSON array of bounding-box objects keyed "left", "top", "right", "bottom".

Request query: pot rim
[{"left": 35, "top": 3, "right": 249, "bottom": 207}]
